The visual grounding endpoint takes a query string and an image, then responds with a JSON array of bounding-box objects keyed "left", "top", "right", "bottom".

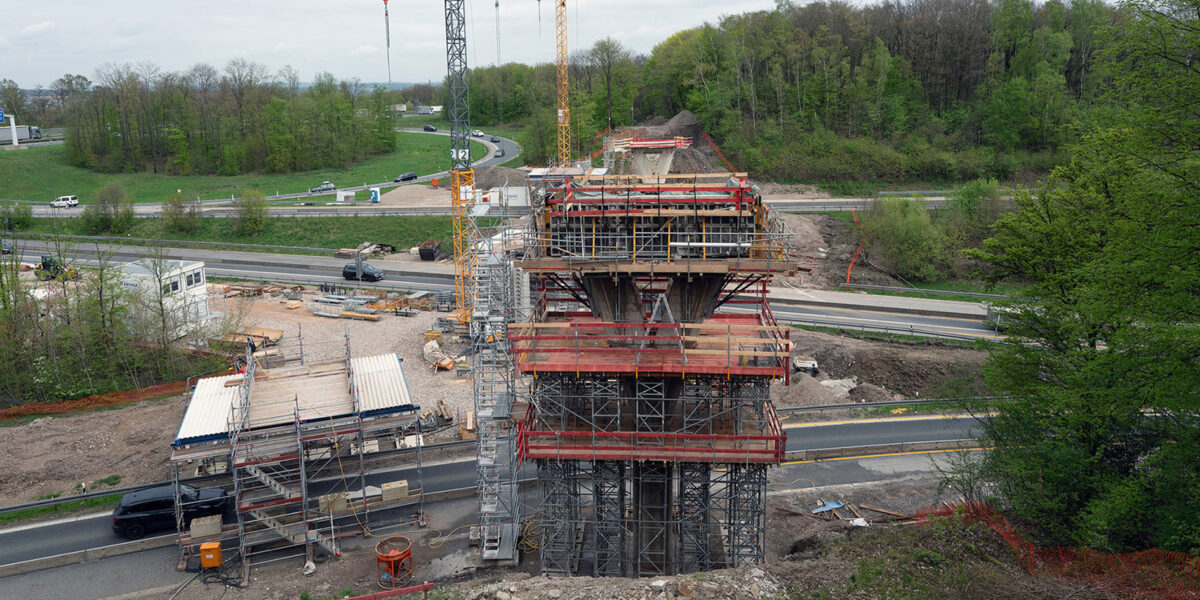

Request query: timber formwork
[
  {"left": 168, "top": 333, "right": 425, "bottom": 577},
  {"left": 516, "top": 173, "right": 793, "bottom": 577}
]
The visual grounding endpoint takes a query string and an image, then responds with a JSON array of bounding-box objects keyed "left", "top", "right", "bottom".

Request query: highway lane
[
  {"left": 0, "top": 414, "right": 983, "bottom": 569},
  {"left": 12, "top": 237, "right": 995, "bottom": 336}
]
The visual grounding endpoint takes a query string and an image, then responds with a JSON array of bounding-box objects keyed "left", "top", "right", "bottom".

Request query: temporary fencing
[{"left": 916, "top": 502, "right": 1200, "bottom": 600}]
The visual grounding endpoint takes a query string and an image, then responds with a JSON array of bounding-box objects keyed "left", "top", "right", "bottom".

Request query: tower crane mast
[
  {"left": 445, "top": 0, "right": 476, "bottom": 324},
  {"left": 554, "top": 0, "right": 570, "bottom": 165}
]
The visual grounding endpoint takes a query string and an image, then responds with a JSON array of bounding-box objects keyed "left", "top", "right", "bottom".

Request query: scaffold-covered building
[{"left": 515, "top": 172, "right": 795, "bottom": 576}]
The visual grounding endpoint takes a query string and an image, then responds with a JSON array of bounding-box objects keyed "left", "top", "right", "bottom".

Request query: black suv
[
  {"left": 393, "top": 172, "right": 417, "bottom": 182},
  {"left": 343, "top": 262, "right": 385, "bottom": 282},
  {"left": 112, "top": 485, "right": 230, "bottom": 539},
  {"left": 422, "top": 125, "right": 437, "bottom": 132}
]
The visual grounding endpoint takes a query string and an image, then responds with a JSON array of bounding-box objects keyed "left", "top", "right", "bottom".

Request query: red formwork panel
[
  {"left": 516, "top": 403, "right": 787, "bottom": 465},
  {"left": 511, "top": 313, "right": 791, "bottom": 379}
]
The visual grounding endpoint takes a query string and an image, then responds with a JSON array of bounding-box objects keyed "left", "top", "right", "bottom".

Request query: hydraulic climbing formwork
[{"left": 515, "top": 173, "right": 795, "bottom": 577}]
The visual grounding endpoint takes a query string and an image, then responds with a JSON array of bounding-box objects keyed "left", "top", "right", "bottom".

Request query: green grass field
[
  {"left": 25, "top": 215, "right": 458, "bottom": 252},
  {"left": 0, "top": 132, "right": 487, "bottom": 204}
]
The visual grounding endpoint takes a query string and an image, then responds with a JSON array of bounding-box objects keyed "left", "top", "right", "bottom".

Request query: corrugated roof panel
[
  {"left": 352, "top": 353, "right": 413, "bottom": 414},
  {"left": 174, "top": 374, "right": 240, "bottom": 445}
]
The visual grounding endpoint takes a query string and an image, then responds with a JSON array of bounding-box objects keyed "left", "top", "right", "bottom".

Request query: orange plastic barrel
[
  {"left": 375, "top": 536, "right": 413, "bottom": 589},
  {"left": 430, "top": 178, "right": 439, "bottom": 188}
]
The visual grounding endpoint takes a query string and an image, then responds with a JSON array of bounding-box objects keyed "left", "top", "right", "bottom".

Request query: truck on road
[{"left": 0, "top": 125, "right": 43, "bottom": 145}]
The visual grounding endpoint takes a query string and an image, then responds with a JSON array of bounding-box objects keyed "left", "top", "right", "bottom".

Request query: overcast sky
[{"left": 2, "top": 0, "right": 776, "bottom": 88}]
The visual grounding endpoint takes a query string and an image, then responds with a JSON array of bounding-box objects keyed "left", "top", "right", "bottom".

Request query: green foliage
[
  {"left": 957, "top": 0, "right": 1200, "bottom": 553},
  {"left": 63, "top": 60, "right": 403, "bottom": 176},
  {"left": 80, "top": 182, "right": 135, "bottom": 233},
  {"left": 0, "top": 201, "right": 33, "bottom": 231},
  {"left": 235, "top": 188, "right": 268, "bottom": 237},
  {"left": 161, "top": 191, "right": 201, "bottom": 233},
  {"left": 859, "top": 197, "right": 947, "bottom": 281}
]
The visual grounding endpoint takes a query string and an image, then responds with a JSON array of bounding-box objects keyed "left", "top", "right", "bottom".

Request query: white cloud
[
  {"left": 273, "top": 43, "right": 288, "bottom": 51},
  {"left": 351, "top": 45, "right": 381, "bottom": 56},
  {"left": 20, "top": 21, "right": 55, "bottom": 37}
]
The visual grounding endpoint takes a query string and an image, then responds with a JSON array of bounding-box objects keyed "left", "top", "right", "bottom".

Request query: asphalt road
[
  {"left": 0, "top": 414, "right": 981, "bottom": 570},
  {"left": 12, "top": 238, "right": 995, "bottom": 338}
]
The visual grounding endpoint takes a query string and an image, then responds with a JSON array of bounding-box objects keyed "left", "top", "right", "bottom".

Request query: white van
[{"left": 50, "top": 195, "right": 79, "bottom": 208}]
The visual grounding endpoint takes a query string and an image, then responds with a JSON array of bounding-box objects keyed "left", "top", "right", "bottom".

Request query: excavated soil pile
[
  {"left": 790, "top": 328, "right": 988, "bottom": 398},
  {"left": 473, "top": 165, "right": 528, "bottom": 190},
  {"left": 614, "top": 110, "right": 730, "bottom": 174},
  {"left": 777, "top": 213, "right": 906, "bottom": 289}
]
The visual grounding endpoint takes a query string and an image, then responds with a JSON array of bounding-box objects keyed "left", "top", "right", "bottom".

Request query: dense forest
[
  {"left": 54, "top": 62, "right": 396, "bottom": 175},
  {"left": 466, "top": 0, "right": 1116, "bottom": 183}
]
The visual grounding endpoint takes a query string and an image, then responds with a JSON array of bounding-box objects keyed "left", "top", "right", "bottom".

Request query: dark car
[
  {"left": 343, "top": 262, "right": 385, "bottom": 282},
  {"left": 489, "top": 136, "right": 500, "bottom": 143},
  {"left": 422, "top": 125, "right": 437, "bottom": 132},
  {"left": 393, "top": 172, "right": 418, "bottom": 182},
  {"left": 112, "top": 485, "right": 230, "bottom": 540},
  {"left": 1, "top": 240, "right": 11, "bottom": 255},
  {"left": 310, "top": 181, "right": 336, "bottom": 194}
]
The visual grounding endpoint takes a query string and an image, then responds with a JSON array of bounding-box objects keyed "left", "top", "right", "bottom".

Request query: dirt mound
[
  {"left": 473, "top": 165, "right": 528, "bottom": 190},
  {"left": 849, "top": 382, "right": 896, "bottom": 403},
  {"left": 665, "top": 109, "right": 704, "bottom": 139},
  {"left": 776, "top": 213, "right": 906, "bottom": 289},
  {"left": 793, "top": 328, "right": 988, "bottom": 397},
  {"left": 643, "top": 115, "right": 668, "bottom": 127},
  {"left": 772, "top": 373, "right": 839, "bottom": 407}
]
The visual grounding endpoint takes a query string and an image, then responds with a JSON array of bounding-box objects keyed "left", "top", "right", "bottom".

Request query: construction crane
[
  {"left": 382, "top": 0, "right": 392, "bottom": 84},
  {"left": 537, "top": 0, "right": 571, "bottom": 165},
  {"left": 445, "top": 0, "right": 477, "bottom": 324}
]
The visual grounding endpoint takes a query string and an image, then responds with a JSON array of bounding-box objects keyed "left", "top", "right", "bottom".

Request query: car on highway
[
  {"left": 489, "top": 136, "right": 500, "bottom": 143},
  {"left": 393, "top": 172, "right": 418, "bottom": 182},
  {"left": 423, "top": 125, "right": 437, "bottom": 132},
  {"left": 50, "top": 195, "right": 79, "bottom": 208},
  {"left": 310, "top": 181, "right": 336, "bottom": 194},
  {"left": 493, "top": 149, "right": 505, "bottom": 158},
  {"left": 112, "top": 484, "right": 231, "bottom": 540},
  {"left": 1, "top": 240, "right": 12, "bottom": 255},
  {"left": 471, "top": 129, "right": 484, "bottom": 137},
  {"left": 343, "top": 262, "right": 385, "bottom": 282}
]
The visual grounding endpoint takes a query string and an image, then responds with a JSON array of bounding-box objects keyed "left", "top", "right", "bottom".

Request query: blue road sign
[{"left": 0, "top": 109, "right": 5, "bottom": 124}]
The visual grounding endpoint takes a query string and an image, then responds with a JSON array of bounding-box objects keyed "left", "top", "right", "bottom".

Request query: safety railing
[{"left": 516, "top": 404, "right": 786, "bottom": 465}]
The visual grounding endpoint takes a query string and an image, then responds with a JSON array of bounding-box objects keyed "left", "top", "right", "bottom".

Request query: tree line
[
  {"left": 55, "top": 60, "right": 396, "bottom": 176},
  {"left": 461, "top": 0, "right": 1115, "bottom": 183},
  {"left": 0, "top": 243, "right": 234, "bottom": 406},
  {"left": 932, "top": 0, "right": 1199, "bottom": 556}
]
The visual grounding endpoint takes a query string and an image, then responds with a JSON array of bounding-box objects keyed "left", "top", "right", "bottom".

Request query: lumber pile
[{"left": 776, "top": 500, "right": 916, "bottom": 525}]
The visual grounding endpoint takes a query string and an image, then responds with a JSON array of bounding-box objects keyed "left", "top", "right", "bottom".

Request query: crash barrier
[{"left": 917, "top": 502, "right": 1200, "bottom": 600}]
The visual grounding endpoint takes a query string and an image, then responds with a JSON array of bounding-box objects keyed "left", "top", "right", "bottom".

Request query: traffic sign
[{"left": 0, "top": 109, "right": 5, "bottom": 124}]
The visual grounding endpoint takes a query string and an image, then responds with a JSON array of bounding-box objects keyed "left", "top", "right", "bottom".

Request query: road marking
[
  {"left": 777, "top": 446, "right": 985, "bottom": 470},
  {"left": 783, "top": 414, "right": 986, "bottom": 429}
]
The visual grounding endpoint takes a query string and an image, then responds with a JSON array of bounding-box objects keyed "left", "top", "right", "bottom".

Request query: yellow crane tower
[
  {"left": 539, "top": 0, "right": 571, "bottom": 165},
  {"left": 445, "top": 0, "right": 476, "bottom": 324}
]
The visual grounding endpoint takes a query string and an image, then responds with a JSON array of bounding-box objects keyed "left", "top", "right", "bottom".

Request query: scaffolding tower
[
  {"left": 471, "top": 195, "right": 522, "bottom": 562},
  {"left": 169, "top": 332, "right": 426, "bottom": 577},
  {"left": 515, "top": 172, "right": 794, "bottom": 577}
]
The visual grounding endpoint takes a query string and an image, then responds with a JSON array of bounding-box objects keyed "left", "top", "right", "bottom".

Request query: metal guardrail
[
  {"left": 840, "top": 283, "right": 1013, "bottom": 300},
  {"left": 0, "top": 439, "right": 474, "bottom": 517},
  {"left": 13, "top": 232, "right": 336, "bottom": 254},
  {"left": 776, "top": 396, "right": 1011, "bottom": 414},
  {"left": 779, "top": 316, "right": 983, "bottom": 341}
]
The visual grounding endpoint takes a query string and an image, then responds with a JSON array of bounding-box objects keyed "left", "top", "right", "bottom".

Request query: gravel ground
[{"left": 245, "top": 296, "right": 476, "bottom": 422}]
